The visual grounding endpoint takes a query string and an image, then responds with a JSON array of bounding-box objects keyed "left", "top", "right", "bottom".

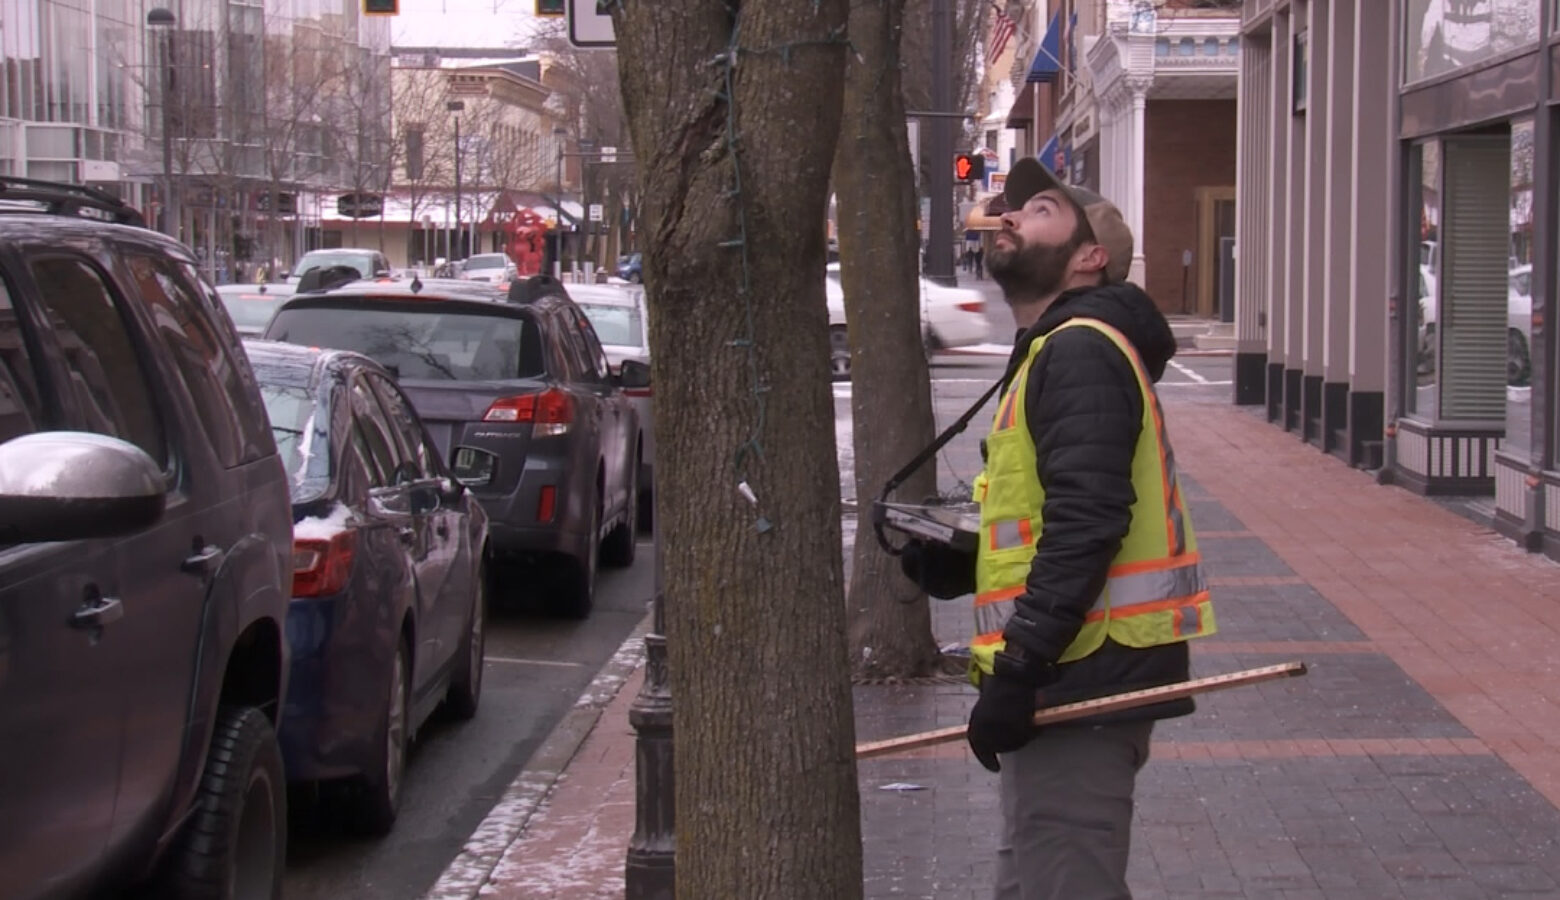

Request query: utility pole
[
  {"left": 926, "top": 0, "right": 956, "bottom": 286},
  {"left": 147, "top": 8, "right": 177, "bottom": 239}
]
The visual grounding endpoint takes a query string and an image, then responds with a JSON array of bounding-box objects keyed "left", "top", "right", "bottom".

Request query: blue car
[
  {"left": 245, "top": 339, "right": 490, "bottom": 836},
  {"left": 615, "top": 252, "right": 642, "bottom": 283}
]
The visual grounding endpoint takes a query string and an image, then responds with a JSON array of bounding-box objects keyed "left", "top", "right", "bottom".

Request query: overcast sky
[{"left": 389, "top": 0, "right": 548, "bottom": 50}]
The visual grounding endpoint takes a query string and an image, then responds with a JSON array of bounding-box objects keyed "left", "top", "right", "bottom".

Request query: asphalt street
[{"left": 279, "top": 549, "right": 655, "bottom": 900}]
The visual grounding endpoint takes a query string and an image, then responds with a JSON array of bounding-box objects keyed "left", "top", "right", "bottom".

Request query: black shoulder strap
[{"left": 871, "top": 333, "right": 1038, "bottom": 555}]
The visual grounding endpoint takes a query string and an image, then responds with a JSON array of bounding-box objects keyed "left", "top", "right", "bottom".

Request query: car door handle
[
  {"left": 71, "top": 595, "right": 124, "bottom": 629},
  {"left": 181, "top": 544, "right": 223, "bottom": 576}
]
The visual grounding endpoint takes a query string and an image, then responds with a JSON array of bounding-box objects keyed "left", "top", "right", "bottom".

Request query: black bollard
[{"left": 625, "top": 511, "right": 675, "bottom": 898}]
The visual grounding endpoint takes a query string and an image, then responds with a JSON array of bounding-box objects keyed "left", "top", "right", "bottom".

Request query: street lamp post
[
  {"left": 447, "top": 100, "right": 465, "bottom": 261},
  {"left": 553, "top": 125, "right": 567, "bottom": 277},
  {"left": 147, "top": 8, "right": 177, "bottom": 239},
  {"left": 624, "top": 514, "right": 675, "bottom": 897}
]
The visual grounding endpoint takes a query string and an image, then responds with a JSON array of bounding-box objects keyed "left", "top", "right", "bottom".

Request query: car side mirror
[
  {"left": 618, "top": 359, "right": 651, "bottom": 390},
  {"left": 0, "top": 432, "right": 166, "bottom": 543},
  {"left": 451, "top": 446, "right": 498, "bottom": 488}
]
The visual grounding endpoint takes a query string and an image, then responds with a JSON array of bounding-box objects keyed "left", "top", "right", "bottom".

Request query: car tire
[
  {"left": 829, "top": 326, "right": 851, "bottom": 381},
  {"left": 1508, "top": 328, "right": 1531, "bottom": 387},
  {"left": 348, "top": 639, "right": 411, "bottom": 837},
  {"left": 637, "top": 486, "right": 654, "bottom": 534},
  {"left": 155, "top": 706, "right": 286, "bottom": 900},
  {"left": 445, "top": 560, "right": 487, "bottom": 721},
  {"left": 603, "top": 459, "right": 638, "bottom": 568},
  {"left": 548, "top": 496, "right": 598, "bottom": 619}
]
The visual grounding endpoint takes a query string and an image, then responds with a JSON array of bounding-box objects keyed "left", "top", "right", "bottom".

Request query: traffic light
[
  {"left": 536, "top": 0, "right": 565, "bottom": 14},
  {"left": 954, "top": 152, "right": 985, "bottom": 183},
  {"left": 363, "top": 0, "right": 398, "bottom": 14}
]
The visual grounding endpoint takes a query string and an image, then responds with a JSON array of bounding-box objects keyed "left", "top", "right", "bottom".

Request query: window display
[
  {"left": 1403, "top": 0, "right": 1541, "bottom": 84},
  {"left": 1410, "top": 140, "right": 1441, "bottom": 419}
]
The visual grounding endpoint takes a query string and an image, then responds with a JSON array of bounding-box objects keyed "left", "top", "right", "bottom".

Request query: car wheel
[
  {"left": 548, "top": 495, "right": 598, "bottom": 619},
  {"left": 348, "top": 639, "right": 410, "bottom": 836},
  {"left": 637, "top": 486, "right": 654, "bottom": 535},
  {"left": 155, "top": 707, "right": 286, "bottom": 900},
  {"left": 603, "top": 455, "right": 638, "bottom": 568},
  {"left": 829, "top": 326, "right": 851, "bottom": 381},
  {"left": 445, "top": 560, "right": 487, "bottom": 720},
  {"left": 1508, "top": 328, "right": 1531, "bottom": 387}
]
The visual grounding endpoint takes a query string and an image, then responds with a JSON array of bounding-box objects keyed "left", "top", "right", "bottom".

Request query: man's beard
[{"left": 988, "top": 229, "right": 1080, "bottom": 302}]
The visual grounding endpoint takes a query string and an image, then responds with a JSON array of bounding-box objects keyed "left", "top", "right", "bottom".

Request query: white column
[
  {"left": 1322, "top": 0, "right": 1355, "bottom": 384},
  {"left": 1267, "top": 14, "right": 1291, "bottom": 370},
  {"left": 1128, "top": 79, "right": 1150, "bottom": 285},
  {"left": 1350, "top": 0, "right": 1391, "bottom": 394}
]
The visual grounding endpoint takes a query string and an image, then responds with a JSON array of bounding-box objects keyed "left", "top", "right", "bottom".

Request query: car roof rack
[
  {"left": 505, "top": 274, "right": 568, "bottom": 305},
  {"left": 0, "top": 177, "right": 145, "bottom": 226}
]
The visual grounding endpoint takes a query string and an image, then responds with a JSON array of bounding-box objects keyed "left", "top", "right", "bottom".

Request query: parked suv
[{"left": 0, "top": 179, "right": 293, "bottom": 899}]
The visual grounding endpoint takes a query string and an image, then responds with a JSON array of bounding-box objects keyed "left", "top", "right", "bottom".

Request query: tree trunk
[
  {"left": 833, "top": 0, "right": 944, "bottom": 680},
  {"left": 612, "top": 1, "right": 863, "bottom": 897}
]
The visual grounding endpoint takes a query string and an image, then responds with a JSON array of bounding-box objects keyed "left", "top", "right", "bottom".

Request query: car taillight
[
  {"left": 958, "top": 300, "right": 985, "bottom": 313},
  {"left": 293, "top": 531, "right": 357, "bottom": 598},
  {"left": 482, "top": 389, "right": 574, "bottom": 436}
]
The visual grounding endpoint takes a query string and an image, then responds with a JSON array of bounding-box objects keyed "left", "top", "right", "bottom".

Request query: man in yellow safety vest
[{"left": 899, "top": 157, "right": 1215, "bottom": 898}]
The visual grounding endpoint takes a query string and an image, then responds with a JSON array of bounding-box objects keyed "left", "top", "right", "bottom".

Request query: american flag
[{"left": 988, "top": 6, "right": 1018, "bottom": 65}]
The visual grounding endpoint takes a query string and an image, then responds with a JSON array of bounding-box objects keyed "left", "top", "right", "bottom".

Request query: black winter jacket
[{"left": 958, "top": 282, "right": 1196, "bottom": 725}]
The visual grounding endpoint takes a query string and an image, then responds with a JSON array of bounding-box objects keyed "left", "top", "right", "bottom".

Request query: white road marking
[
  {"left": 1160, "top": 379, "right": 1232, "bottom": 387},
  {"left": 1168, "top": 360, "right": 1210, "bottom": 385},
  {"left": 485, "top": 656, "right": 586, "bottom": 668}
]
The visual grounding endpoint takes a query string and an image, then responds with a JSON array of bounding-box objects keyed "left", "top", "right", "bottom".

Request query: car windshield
[
  {"left": 295, "top": 252, "right": 374, "bottom": 278},
  {"left": 219, "top": 292, "right": 287, "bottom": 330},
  {"left": 1512, "top": 271, "right": 1531, "bottom": 296},
  {"left": 465, "top": 255, "right": 506, "bottom": 270},
  {"left": 578, "top": 303, "right": 644, "bottom": 348},
  {"left": 266, "top": 303, "right": 543, "bottom": 381},
  {"left": 257, "top": 381, "right": 329, "bottom": 499}
]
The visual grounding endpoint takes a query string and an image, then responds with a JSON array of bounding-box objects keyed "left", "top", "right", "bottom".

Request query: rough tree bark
[
  {"left": 833, "top": 0, "right": 944, "bottom": 680},
  {"left": 611, "top": 1, "right": 864, "bottom": 896}
]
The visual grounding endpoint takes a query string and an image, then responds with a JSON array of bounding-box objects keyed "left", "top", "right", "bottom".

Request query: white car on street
[
  {"left": 824, "top": 262, "right": 988, "bottom": 379},
  {"left": 571, "top": 283, "right": 655, "bottom": 528},
  {"left": 1416, "top": 263, "right": 1532, "bottom": 386},
  {"left": 459, "top": 252, "right": 519, "bottom": 284}
]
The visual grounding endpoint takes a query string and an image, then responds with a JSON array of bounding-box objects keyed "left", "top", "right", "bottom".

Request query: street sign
[
  {"left": 568, "top": 0, "right": 614, "bottom": 48},
  {"left": 336, "top": 192, "right": 383, "bottom": 219},
  {"left": 600, "top": 146, "right": 617, "bottom": 163},
  {"left": 589, "top": 204, "right": 604, "bottom": 222}
]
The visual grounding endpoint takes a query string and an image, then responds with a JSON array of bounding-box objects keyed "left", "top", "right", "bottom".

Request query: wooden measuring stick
[{"left": 854, "top": 661, "right": 1308, "bottom": 760}]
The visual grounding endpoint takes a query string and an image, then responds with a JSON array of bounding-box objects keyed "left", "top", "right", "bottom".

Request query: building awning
[
  {"left": 1026, "top": 12, "right": 1063, "bottom": 84},
  {"left": 1005, "top": 81, "right": 1035, "bottom": 128}
]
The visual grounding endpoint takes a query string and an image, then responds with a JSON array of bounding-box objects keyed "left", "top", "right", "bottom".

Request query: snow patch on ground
[
  {"left": 574, "top": 638, "right": 643, "bottom": 709},
  {"left": 424, "top": 772, "right": 561, "bottom": 900},
  {"left": 292, "top": 502, "right": 353, "bottom": 540}
]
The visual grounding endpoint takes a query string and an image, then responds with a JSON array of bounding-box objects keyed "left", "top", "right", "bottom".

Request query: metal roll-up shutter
[{"left": 1438, "top": 136, "right": 1510, "bottom": 423}]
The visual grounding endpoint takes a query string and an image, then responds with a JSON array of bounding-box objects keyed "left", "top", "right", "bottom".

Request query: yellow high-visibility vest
[{"left": 969, "top": 317, "right": 1215, "bottom": 681}]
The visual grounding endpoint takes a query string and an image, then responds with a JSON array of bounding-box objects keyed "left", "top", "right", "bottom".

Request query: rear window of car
[
  {"left": 296, "top": 252, "right": 374, "bottom": 278},
  {"left": 258, "top": 381, "right": 329, "bottom": 499},
  {"left": 465, "top": 255, "right": 507, "bottom": 270},
  {"left": 266, "top": 303, "right": 544, "bottom": 381},
  {"left": 218, "top": 291, "right": 287, "bottom": 331},
  {"left": 577, "top": 303, "right": 643, "bottom": 348}
]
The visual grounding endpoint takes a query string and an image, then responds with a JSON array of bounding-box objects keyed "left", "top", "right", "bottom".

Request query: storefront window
[
  {"left": 1404, "top": 0, "right": 1541, "bottom": 84},
  {"left": 1507, "top": 118, "right": 1534, "bottom": 457},
  {"left": 1409, "top": 140, "right": 1441, "bottom": 419}
]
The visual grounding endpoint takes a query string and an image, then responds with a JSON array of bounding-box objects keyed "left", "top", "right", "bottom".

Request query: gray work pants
[{"left": 992, "top": 720, "right": 1154, "bottom": 900}]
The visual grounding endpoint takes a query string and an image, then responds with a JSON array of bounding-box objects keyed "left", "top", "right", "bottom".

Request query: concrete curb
[{"left": 422, "top": 611, "right": 652, "bottom": 900}]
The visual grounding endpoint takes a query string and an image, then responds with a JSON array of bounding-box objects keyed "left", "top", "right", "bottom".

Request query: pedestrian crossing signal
[
  {"left": 363, "top": 0, "right": 397, "bottom": 14},
  {"left": 954, "top": 153, "right": 984, "bottom": 183}
]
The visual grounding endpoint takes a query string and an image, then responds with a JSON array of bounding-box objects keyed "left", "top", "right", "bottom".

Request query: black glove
[
  {"left": 966, "top": 674, "right": 1040, "bottom": 773},
  {"left": 898, "top": 539, "right": 975, "bottom": 600}
]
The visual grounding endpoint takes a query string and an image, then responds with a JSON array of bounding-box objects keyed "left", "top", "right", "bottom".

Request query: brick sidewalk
[{"left": 463, "top": 391, "right": 1560, "bottom": 899}]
